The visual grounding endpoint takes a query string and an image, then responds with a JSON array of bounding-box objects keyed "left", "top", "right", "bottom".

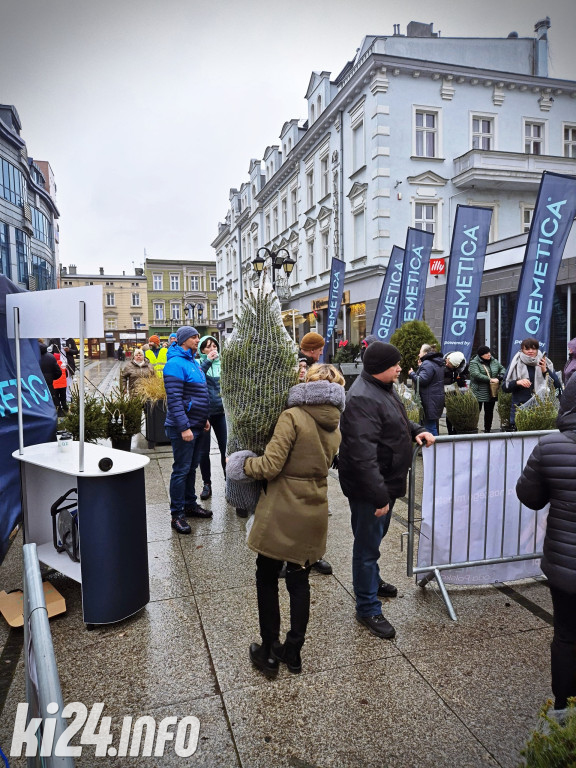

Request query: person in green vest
[{"left": 145, "top": 335, "right": 167, "bottom": 377}]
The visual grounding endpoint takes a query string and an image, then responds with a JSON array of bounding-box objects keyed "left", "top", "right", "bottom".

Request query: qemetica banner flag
[
  {"left": 371, "top": 245, "right": 405, "bottom": 342},
  {"left": 441, "top": 205, "right": 493, "bottom": 361},
  {"left": 509, "top": 171, "right": 576, "bottom": 359},
  {"left": 323, "top": 257, "right": 346, "bottom": 353},
  {"left": 396, "top": 227, "right": 434, "bottom": 326}
]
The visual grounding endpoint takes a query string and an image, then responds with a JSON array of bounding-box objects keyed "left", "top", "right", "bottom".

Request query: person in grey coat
[{"left": 516, "top": 375, "right": 576, "bottom": 710}]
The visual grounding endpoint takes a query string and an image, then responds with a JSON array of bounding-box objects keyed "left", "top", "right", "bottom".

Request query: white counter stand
[
  {"left": 13, "top": 442, "right": 150, "bottom": 626},
  {"left": 7, "top": 287, "right": 151, "bottom": 627}
]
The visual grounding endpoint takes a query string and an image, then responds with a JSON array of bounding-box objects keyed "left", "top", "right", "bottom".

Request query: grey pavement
[{"left": 0, "top": 360, "right": 552, "bottom": 767}]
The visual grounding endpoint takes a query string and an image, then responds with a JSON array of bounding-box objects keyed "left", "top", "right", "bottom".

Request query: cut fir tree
[{"left": 221, "top": 275, "right": 298, "bottom": 512}]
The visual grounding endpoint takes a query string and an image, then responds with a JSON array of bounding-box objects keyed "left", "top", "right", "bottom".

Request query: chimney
[
  {"left": 69, "top": 265, "right": 77, "bottom": 275},
  {"left": 61, "top": 266, "right": 67, "bottom": 275},
  {"left": 534, "top": 17, "right": 551, "bottom": 77},
  {"left": 135, "top": 267, "right": 144, "bottom": 276},
  {"left": 99, "top": 267, "right": 104, "bottom": 275}
]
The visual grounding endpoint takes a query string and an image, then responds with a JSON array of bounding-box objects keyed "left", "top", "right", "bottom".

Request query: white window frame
[
  {"left": 281, "top": 197, "right": 288, "bottom": 230},
  {"left": 320, "top": 153, "right": 329, "bottom": 198},
  {"left": 521, "top": 203, "right": 534, "bottom": 234},
  {"left": 152, "top": 273, "right": 162, "bottom": 291},
  {"left": 170, "top": 274, "right": 180, "bottom": 291},
  {"left": 154, "top": 302, "right": 165, "bottom": 321},
  {"left": 170, "top": 303, "right": 181, "bottom": 321},
  {"left": 272, "top": 205, "right": 278, "bottom": 236},
  {"left": 210, "top": 275, "right": 217, "bottom": 291},
  {"left": 211, "top": 302, "right": 218, "bottom": 320},
  {"left": 189, "top": 275, "right": 199, "bottom": 291},
  {"left": 131, "top": 293, "right": 140, "bottom": 307},
  {"left": 306, "top": 168, "right": 314, "bottom": 209},
  {"left": 563, "top": 122, "right": 576, "bottom": 159},
  {"left": 291, "top": 187, "right": 298, "bottom": 223},
  {"left": 321, "top": 230, "right": 330, "bottom": 270},
  {"left": 105, "top": 292, "right": 115, "bottom": 307},
  {"left": 132, "top": 315, "right": 142, "bottom": 329},
  {"left": 105, "top": 317, "right": 117, "bottom": 330},
  {"left": 413, "top": 106, "right": 442, "bottom": 159},
  {"left": 524, "top": 118, "right": 547, "bottom": 155},
  {"left": 412, "top": 198, "right": 443, "bottom": 251},
  {"left": 353, "top": 210, "right": 366, "bottom": 260},
  {"left": 307, "top": 238, "right": 315, "bottom": 276},
  {"left": 265, "top": 212, "right": 271, "bottom": 241},
  {"left": 471, "top": 113, "right": 496, "bottom": 151}
]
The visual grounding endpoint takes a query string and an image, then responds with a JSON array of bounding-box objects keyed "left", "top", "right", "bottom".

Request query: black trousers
[
  {"left": 255, "top": 553, "right": 311, "bottom": 650},
  {"left": 549, "top": 585, "right": 576, "bottom": 709},
  {"left": 478, "top": 399, "right": 496, "bottom": 432}
]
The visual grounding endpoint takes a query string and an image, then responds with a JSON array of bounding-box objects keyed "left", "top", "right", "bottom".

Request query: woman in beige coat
[
  {"left": 227, "top": 364, "right": 345, "bottom": 677},
  {"left": 120, "top": 348, "right": 155, "bottom": 394}
]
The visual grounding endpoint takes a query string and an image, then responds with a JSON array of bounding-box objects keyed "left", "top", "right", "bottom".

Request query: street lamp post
[
  {"left": 183, "top": 302, "right": 204, "bottom": 328},
  {"left": 251, "top": 247, "right": 295, "bottom": 292}
]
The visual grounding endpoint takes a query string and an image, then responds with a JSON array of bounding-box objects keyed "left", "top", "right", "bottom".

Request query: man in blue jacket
[{"left": 164, "top": 326, "right": 212, "bottom": 534}]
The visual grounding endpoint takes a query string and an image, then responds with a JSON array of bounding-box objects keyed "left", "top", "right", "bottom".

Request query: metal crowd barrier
[
  {"left": 406, "top": 430, "right": 555, "bottom": 621},
  {"left": 22, "top": 543, "right": 74, "bottom": 767}
]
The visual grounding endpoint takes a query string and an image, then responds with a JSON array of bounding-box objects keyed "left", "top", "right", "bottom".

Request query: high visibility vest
[
  {"left": 145, "top": 346, "right": 168, "bottom": 377},
  {"left": 53, "top": 353, "right": 67, "bottom": 389}
]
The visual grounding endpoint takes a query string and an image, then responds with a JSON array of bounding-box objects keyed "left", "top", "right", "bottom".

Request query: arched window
[
  {"left": 317, "top": 95, "right": 322, "bottom": 115},
  {"left": 311, "top": 104, "right": 315, "bottom": 123}
]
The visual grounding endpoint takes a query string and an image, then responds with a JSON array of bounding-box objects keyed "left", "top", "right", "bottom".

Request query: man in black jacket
[
  {"left": 339, "top": 342, "right": 435, "bottom": 639},
  {"left": 516, "top": 375, "right": 576, "bottom": 710}
]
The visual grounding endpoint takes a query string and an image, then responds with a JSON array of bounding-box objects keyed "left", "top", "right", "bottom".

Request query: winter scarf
[{"left": 506, "top": 350, "right": 547, "bottom": 392}]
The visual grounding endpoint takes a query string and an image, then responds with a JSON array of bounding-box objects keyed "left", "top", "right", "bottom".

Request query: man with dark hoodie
[
  {"left": 163, "top": 326, "right": 212, "bottom": 534},
  {"left": 516, "top": 375, "right": 576, "bottom": 711}
]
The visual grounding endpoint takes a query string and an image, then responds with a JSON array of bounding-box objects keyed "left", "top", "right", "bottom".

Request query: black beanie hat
[
  {"left": 477, "top": 345, "right": 491, "bottom": 358},
  {"left": 363, "top": 342, "right": 401, "bottom": 375}
]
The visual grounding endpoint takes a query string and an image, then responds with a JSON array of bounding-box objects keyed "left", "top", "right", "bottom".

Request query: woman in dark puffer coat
[{"left": 516, "top": 375, "right": 576, "bottom": 710}]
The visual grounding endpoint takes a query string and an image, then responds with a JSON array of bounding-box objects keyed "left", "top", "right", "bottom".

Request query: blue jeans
[
  {"left": 200, "top": 412, "right": 227, "bottom": 483},
  {"left": 349, "top": 496, "right": 395, "bottom": 617},
  {"left": 422, "top": 418, "right": 438, "bottom": 436},
  {"left": 166, "top": 425, "right": 207, "bottom": 517}
]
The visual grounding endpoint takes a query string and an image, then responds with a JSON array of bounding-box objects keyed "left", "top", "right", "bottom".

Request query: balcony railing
[{"left": 452, "top": 149, "right": 576, "bottom": 190}]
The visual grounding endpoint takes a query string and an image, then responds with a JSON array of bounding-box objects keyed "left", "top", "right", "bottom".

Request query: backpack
[{"left": 51, "top": 488, "right": 80, "bottom": 562}]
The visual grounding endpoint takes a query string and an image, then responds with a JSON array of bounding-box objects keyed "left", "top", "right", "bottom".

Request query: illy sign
[{"left": 430, "top": 258, "right": 445, "bottom": 275}]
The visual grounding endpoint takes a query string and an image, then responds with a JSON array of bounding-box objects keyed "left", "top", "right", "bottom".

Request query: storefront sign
[
  {"left": 429, "top": 258, "right": 445, "bottom": 275},
  {"left": 441, "top": 205, "right": 492, "bottom": 361}
]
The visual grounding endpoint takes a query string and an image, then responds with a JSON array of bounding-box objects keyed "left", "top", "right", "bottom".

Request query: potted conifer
[
  {"left": 104, "top": 386, "right": 145, "bottom": 451},
  {"left": 444, "top": 388, "right": 480, "bottom": 434},
  {"left": 134, "top": 375, "right": 170, "bottom": 448},
  {"left": 61, "top": 384, "right": 108, "bottom": 443}
]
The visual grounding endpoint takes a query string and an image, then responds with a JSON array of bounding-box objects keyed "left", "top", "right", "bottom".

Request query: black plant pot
[
  {"left": 452, "top": 428, "right": 479, "bottom": 435},
  {"left": 111, "top": 437, "right": 133, "bottom": 451},
  {"left": 145, "top": 401, "right": 170, "bottom": 447}
]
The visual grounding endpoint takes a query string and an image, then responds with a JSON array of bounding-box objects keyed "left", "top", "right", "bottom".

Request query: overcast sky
[{"left": 1, "top": 0, "right": 575, "bottom": 276}]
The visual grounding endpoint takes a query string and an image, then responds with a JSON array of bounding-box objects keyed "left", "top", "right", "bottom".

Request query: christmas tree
[{"left": 220, "top": 275, "right": 298, "bottom": 511}]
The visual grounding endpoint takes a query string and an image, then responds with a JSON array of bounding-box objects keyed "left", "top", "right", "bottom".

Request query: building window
[
  {"left": 171, "top": 303, "right": 181, "bottom": 320},
  {"left": 131, "top": 293, "right": 140, "bottom": 306},
  {"left": 353, "top": 211, "right": 366, "bottom": 259},
  {"left": 525, "top": 121, "right": 544, "bottom": 154},
  {"left": 210, "top": 275, "right": 217, "bottom": 291},
  {"left": 170, "top": 274, "right": 180, "bottom": 291},
  {"left": 322, "top": 230, "right": 330, "bottom": 270},
  {"left": 105, "top": 317, "right": 117, "bottom": 330},
  {"left": 1, "top": 158, "right": 24, "bottom": 206},
  {"left": 105, "top": 292, "right": 115, "bottom": 307},
  {"left": 32, "top": 255, "right": 53, "bottom": 291},
  {"left": 352, "top": 121, "right": 365, "bottom": 170},
  {"left": 522, "top": 205, "right": 534, "bottom": 233},
  {"left": 211, "top": 303, "right": 218, "bottom": 320},
  {"left": 105, "top": 281, "right": 114, "bottom": 286},
  {"left": 472, "top": 116, "right": 494, "bottom": 150},
  {"left": 563, "top": 124, "right": 576, "bottom": 158},
  {"left": 273, "top": 206, "right": 278, "bottom": 236},
  {"left": 189, "top": 275, "right": 199, "bottom": 291},
  {"left": 320, "top": 154, "right": 329, "bottom": 197},
  {"left": 265, "top": 213, "right": 271, "bottom": 241},
  {"left": 31, "top": 207, "right": 53, "bottom": 248},
  {"left": 153, "top": 273, "right": 162, "bottom": 290},
  {"left": 0, "top": 223, "right": 11, "bottom": 279},
  {"left": 415, "top": 109, "right": 439, "bottom": 158},
  {"left": 306, "top": 169, "right": 314, "bottom": 209},
  {"left": 281, "top": 197, "right": 287, "bottom": 230},
  {"left": 307, "top": 239, "right": 315, "bottom": 275},
  {"left": 291, "top": 248, "right": 299, "bottom": 283},
  {"left": 154, "top": 302, "right": 164, "bottom": 321},
  {"left": 414, "top": 202, "right": 438, "bottom": 247},
  {"left": 291, "top": 188, "right": 298, "bottom": 223},
  {"left": 132, "top": 315, "right": 142, "bottom": 329},
  {"left": 15, "top": 229, "right": 29, "bottom": 283}
]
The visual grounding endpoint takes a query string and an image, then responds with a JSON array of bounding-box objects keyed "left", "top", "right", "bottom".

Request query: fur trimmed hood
[{"left": 287, "top": 380, "right": 345, "bottom": 411}]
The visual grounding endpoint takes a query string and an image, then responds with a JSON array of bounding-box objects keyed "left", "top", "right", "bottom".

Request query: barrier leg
[{"left": 417, "top": 568, "right": 458, "bottom": 622}]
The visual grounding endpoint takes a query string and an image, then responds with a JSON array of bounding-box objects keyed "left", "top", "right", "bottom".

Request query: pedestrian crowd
[{"left": 35, "top": 327, "right": 576, "bottom": 712}]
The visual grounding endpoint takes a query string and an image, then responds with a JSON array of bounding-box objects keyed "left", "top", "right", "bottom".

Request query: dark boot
[
  {"left": 249, "top": 643, "right": 279, "bottom": 677},
  {"left": 272, "top": 641, "right": 302, "bottom": 674}
]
